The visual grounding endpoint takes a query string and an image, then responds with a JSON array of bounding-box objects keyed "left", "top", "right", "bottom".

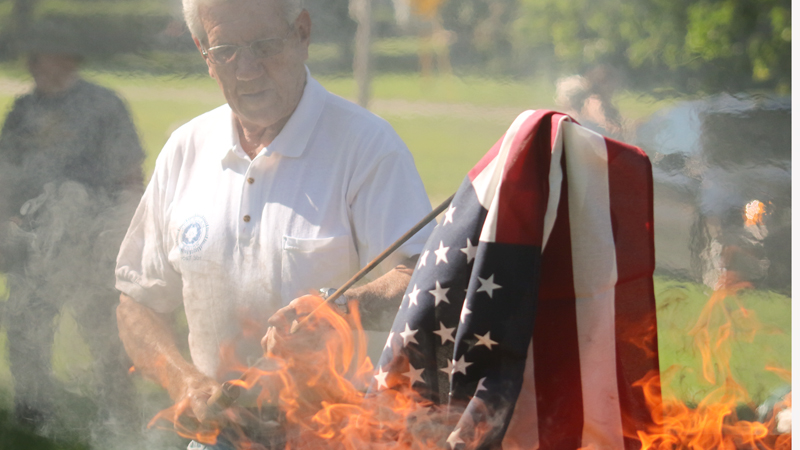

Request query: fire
[
  {"left": 635, "top": 276, "right": 791, "bottom": 449},
  {"left": 148, "top": 295, "right": 482, "bottom": 449},
  {"left": 743, "top": 200, "right": 766, "bottom": 227},
  {"left": 147, "top": 284, "right": 790, "bottom": 449}
]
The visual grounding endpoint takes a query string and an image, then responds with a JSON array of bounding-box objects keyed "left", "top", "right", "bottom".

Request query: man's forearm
[
  {"left": 345, "top": 255, "right": 417, "bottom": 329},
  {"left": 116, "top": 294, "right": 208, "bottom": 402}
]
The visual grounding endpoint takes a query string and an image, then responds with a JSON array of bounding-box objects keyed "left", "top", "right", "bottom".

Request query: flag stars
[
  {"left": 434, "top": 241, "right": 450, "bottom": 265},
  {"left": 443, "top": 205, "right": 456, "bottom": 225},
  {"left": 374, "top": 366, "right": 389, "bottom": 390},
  {"left": 446, "top": 428, "right": 465, "bottom": 449},
  {"left": 433, "top": 321, "right": 456, "bottom": 344},
  {"left": 440, "top": 358, "right": 455, "bottom": 382},
  {"left": 407, "top": 284, "right": 421, "bottom": 307},
  {"left": 400, "top": 323, "right": 419, "bottom": 347},
  {"left": 474, "top": 331, "right": 498, "bottom": 350},
  {"left": 477, "top": 274, "right": 502, "bottom": 298},
  {"left": 429, "top": 281, "right": 450, "bottom": 306},
  {"left": 403, "top": 363, "right": 425, "bottom": 386},
  {"left": 418, "top": 250, "right": 429, "bottom": 268},
  {"left": 460, "top": 238, "right": 477, "bottom": 264},
  {"left": 452, "top": 355, "right": 472, "bottom": 376}
]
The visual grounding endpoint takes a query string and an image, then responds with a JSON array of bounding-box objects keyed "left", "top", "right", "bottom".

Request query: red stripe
[
  {"left": 494, "top": 110, "right": 557, "bottom": 247},
  {"left": 533, "top": 151, "right": 584, "bottom": 449},
  {"left": 468, "top": 135, "right": 504, "bottom": 182},
  {"left": 605, "top": 137, "right": 662, "bottom": 447}
]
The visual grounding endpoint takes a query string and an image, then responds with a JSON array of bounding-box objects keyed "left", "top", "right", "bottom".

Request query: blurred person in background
[
  {"left": 113, "top": 0, "right": 432, "bottom": 448},
  {"left": 554, "top": 64, "right": 625, "bottom": 139},
  {"left": 0, "top": 19, "right": 144, "bottom": 446}
]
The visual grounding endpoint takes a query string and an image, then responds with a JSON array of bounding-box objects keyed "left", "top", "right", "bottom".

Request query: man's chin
[{"left": 234, "top": 107, "right": 288, "bottom": 131}]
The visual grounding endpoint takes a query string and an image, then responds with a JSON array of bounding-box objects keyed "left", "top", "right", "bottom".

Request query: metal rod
[{"left": 289, "top": 193, "right": 455, "bottom": 334}]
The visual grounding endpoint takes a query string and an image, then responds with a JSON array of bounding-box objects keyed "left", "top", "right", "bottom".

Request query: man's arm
[
  {"left": 268, "top": 255, "right": 418, "bottom": 334},
  {"left": 343, "top": 255, "right": 417, "bottom": 329},
  {"left": 116, "top": 293, "right": 221, "bottom": 421}
]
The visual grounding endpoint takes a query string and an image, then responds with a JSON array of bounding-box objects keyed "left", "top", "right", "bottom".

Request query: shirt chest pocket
[{"left": 280, "top": 235, "right": 358, "bottom": 304}]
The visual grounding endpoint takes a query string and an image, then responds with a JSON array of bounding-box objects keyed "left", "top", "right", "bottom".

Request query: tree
[
  {"left": 513, "top": 0, "right": 791, "bottom": 94},
  {"left": 439, "top": 0, "right": 520, "bottom": 74}
]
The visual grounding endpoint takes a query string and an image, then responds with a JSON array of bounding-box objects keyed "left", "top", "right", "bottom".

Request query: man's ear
[
  {"left": 294, "top": 9, "right": 312, "bottom": 49},
  {"left": 193, "top": 37, "right": 214, "bottom": 77},
  {"left": 193, "top": 36, "right": 206, "bottom": 57}
]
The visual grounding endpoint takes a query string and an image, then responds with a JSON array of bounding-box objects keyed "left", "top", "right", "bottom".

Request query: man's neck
[
  {"left": 236, "top": 115, "right": 291, "bottom": 159},
  {"left": 235, "top": 74, "right": 308, "bottom": 159},
  {"left": 35, "top": 73, "right": 80, "bottom": 97}
]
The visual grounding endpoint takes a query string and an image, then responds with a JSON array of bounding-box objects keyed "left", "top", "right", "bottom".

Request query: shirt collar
[{"left": 222, "top": 66, "right": 326, "bottom": 161}]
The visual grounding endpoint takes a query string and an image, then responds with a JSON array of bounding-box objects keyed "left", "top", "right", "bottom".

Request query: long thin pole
[{"left": 289, "top": 193, "right": 455, "bottom": 334}]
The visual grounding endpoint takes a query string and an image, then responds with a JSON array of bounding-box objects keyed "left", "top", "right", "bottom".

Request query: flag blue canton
[{"left": 374, "top": 174, "right": 540, "bottom": 437}]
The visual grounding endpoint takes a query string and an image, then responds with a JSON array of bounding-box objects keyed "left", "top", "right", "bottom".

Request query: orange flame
[
  {"left": 744, "top": 200, "right": 766, "bottom": 227},
  {"left": 148, "top": 295, "right": 491, "bottom": 449},
  {"left": 148, "top": 280, "right": 790, "bottom": 448},
  {"left": 636, "top": 273, "right": 791, "bottom": 449}
]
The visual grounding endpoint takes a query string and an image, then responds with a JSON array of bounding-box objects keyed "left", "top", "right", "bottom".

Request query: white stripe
[
  {"left": 501, "top": 339, "right": 539, "bottom": 450},
  {"left": 472, "top": 110, "right": 536, "bottom": 243},
  {"left": 563, "top": 122, "right": 624, "bottom": 449},
  {"left": 501, "top": 114, "right": 567, "bottom": 450},
  {"left": 541, "top": 115, "right": 569, "bottom": 251}
]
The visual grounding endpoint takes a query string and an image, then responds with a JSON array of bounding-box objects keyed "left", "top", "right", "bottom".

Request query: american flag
[{"left": 370, "top": 110, "right": 661, "bottom": 449}]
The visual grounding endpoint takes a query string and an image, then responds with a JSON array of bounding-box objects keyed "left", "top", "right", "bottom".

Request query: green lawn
[
  {"left": 0, "top": 69, "right": 789, "bottom": 417},
  {"left": 654, "top": 277, "right": 791, "bottom": 403}
]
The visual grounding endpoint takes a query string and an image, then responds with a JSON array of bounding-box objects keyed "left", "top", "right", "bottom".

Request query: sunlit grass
[
  {"left": 318, "top": 72, "right": 559, "bottom": 109},
  {"left": 654, "top": 276, "right": 791, "bottom": 403}
]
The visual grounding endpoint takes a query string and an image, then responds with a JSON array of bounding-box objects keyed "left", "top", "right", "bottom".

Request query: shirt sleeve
[
  {"left": 347, "top": 128, "right": 434, "bottom": 276},
  {"left": 115, "top": 139, "right": 183, "bottom": 313}
]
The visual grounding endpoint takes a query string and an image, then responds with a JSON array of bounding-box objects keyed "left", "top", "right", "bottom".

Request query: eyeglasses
[{"left": 202, "top": 29, "right": 293, "bottom": 65}]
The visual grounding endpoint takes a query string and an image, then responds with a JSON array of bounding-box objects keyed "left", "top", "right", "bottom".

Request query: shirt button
[
  {"left": 243, "top": 215, "right": 251, "bottom": 223},
  {"left": 247, "top": 177, "right": 255, "bottom": 184}
]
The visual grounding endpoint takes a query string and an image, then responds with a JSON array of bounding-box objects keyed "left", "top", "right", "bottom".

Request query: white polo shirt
[{"left": 115, "top": 72, "right": 433, "bottom": 376}]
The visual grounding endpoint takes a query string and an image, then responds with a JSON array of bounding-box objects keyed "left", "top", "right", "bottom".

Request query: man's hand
[
  {"left": 171, "top": 365, "right": 224, "bottom": 423},
  {"left": 263, "top": 294, "right": 339, "bottom": 356},
  {"left": 262, "top": 255, "right": 418, "bottom": 346},
  {"left": 117, "top": 294, "right": 222, "bottom": 423}
]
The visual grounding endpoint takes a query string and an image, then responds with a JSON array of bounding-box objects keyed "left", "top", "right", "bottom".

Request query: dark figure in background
[{"left": 0, "top": 23, "right": 145, "bottom": 445}]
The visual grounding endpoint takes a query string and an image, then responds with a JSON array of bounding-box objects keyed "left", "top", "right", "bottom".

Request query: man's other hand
[
  {"left": 117, "top": 294, "right": 223, "bottom": 424},
  {"left": 173, "top": 366, "right": 224, "bottom": 423}
]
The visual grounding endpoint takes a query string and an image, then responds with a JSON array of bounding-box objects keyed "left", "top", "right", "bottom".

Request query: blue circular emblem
[{"left": 178, "top": 215, "right": 209, "bottom": 255}]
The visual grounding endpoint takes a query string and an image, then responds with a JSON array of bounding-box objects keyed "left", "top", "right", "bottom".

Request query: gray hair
[{"left": 183, "top": 0, "right": 304, "bottom": 44}]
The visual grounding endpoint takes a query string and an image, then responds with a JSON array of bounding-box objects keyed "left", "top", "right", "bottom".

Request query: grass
[
  {"left": 318, "top": 72, "right": 559, "bottom": 110},
  {"left": 0, "top": 67, "right": 789, "bottom": 421},
  {"left": 654, "top": 277, "right": 791, "bottom": 403}
]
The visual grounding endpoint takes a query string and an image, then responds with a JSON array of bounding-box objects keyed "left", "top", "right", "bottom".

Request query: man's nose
[{"left": 234, "top": 48, "right": 265, "bottom": 80}]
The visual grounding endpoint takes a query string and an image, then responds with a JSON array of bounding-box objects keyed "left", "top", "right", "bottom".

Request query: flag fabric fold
[{"left": 372, "top": 110, "right": 661, "bottom": 449}]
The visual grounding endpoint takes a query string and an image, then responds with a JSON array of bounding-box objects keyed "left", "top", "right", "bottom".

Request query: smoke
[
  {"left": 0, "top": 178, "right": 156, "bottom": 448},
  {"left": 0, "top": 1, "right": 790, "bottom": 449}
]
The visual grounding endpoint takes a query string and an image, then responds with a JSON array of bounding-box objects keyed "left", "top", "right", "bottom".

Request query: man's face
[
  {"left": 27, "top": 53, "right": 80, "bottom": 96},
  {"left": 198, "top": 0, "right": 311, "bottom": 130}
]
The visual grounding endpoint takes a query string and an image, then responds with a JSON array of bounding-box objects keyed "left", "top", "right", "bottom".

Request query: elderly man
[{"left": 114, "top": 0, "right": 433, "bottom": 444}]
